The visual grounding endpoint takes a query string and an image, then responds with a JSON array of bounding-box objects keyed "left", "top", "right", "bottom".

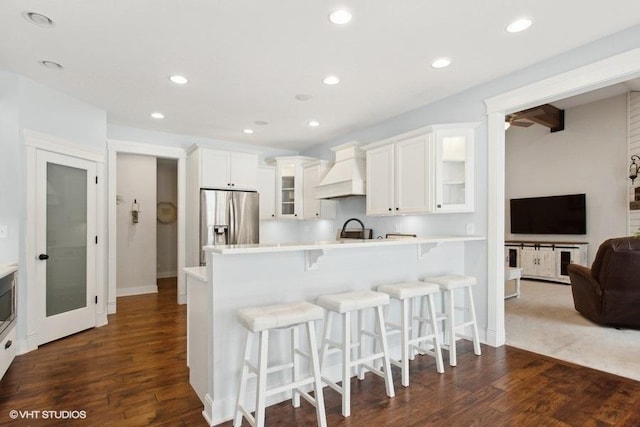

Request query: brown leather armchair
[{"left": 567, "top": 237, "right": 640, "bottom": 328}]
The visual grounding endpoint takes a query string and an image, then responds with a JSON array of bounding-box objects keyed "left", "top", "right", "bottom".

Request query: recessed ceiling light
[
  {"left": 323, "top": 75, "right": 340, "bottom": 85},
  {"left": 329, "top": 9, "right": 352, "bottom": 25},
  {"left": 504, "top": 121, "right": 511, "bottom": 130},
  {"left": 243, "top": 129, "right": 254, "bottom": 134},
  {"left": 22, "top": 11, "right": 54, "bottom": 27},
  {"left": 39, "top": 60, "right": 63, "bottom": 70},
  {"left": 295, "top": 94, "right": 313, "bottom": 101},
  {"left": 150, "top": 112, "right": 165, "bottom": 119},
  {"left": 506, "top": 18, "right": 532, "bottom": 33},
  {"left": 169, "top": 75, "right": 188, "bottom": 85},
  {"left": 431, "top": 57, "right": 451, "bottom": 69},
  {"left": 308, "top": 120, "right": 320, "bottom": 127}
]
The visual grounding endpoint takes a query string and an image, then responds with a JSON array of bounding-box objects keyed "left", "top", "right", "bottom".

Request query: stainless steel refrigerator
[{"left": 200, "top": 189, "right": 259, "bottom": 265}]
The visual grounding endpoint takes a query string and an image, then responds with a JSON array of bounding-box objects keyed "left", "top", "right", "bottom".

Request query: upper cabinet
[
  {"left": 433, "top": 125, "right": 475, "bottom": 212},
  {"left": 363, "top": 122, "right": 477, "bottom": 216},
  {"left": 274, "top": 156, "right": 314, "bottom": 219},
  {"left": 256, "top": 166, "right": 276, "bottom": 219},
  {"left": 199, "top": 148, "right": 258, "bottom": 190},
  {"left": 365, "top": 134, "right": 431, "bottom": 216},
  {"left": 302, "top": 161, "right": 337, "bottom": 219}
]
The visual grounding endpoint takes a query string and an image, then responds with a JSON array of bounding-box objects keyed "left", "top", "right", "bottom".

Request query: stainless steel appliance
[
  {"left": 200, "top": 189, "right": 259, "bottom": 265},
  {"left": 0, "top": 269, "right": 16, "bottom": 343}
]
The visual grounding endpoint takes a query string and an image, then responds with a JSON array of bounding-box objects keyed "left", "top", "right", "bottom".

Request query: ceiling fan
[{"left": 505, "top": 104, "right": 565, "bottom": 132}]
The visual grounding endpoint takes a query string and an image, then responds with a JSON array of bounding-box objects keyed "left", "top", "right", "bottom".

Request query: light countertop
[
  {"left": 204, "top": 235, "right": 485, "bottom": 255},
  {"left": 184, "top": 266, "right": 207, "bottom": 281},
  {"left": 0, "top": 263, "right": 18, "bottom": 280}
]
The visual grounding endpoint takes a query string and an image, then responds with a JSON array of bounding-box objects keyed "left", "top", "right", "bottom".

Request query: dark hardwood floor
[{"left": 2, "top": 278, "right": 639, "bottom": 426}]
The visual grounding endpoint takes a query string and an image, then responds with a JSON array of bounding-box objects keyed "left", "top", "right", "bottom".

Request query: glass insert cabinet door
[{"left": 434, "top": 127, "right": 475, "bottom": 212}]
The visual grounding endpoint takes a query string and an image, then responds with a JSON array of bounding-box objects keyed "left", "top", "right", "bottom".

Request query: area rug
[{"left": 505, "top": 279, "right": 640, "bottom": 381}]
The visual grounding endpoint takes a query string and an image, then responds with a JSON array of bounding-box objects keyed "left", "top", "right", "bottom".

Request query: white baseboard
[
  {"left": 116, "top": 284, "right": 158, "bottom": 297},
  {"left": 107, "top": 301, "right": 117, "bottom": 314},
  {"left": 157, "top": 270, "right": 178, "bottom": 279}
]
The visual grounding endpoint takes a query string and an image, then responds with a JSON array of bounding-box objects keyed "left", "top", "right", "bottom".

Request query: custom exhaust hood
[{"left": 315, "top": 142, "right": 366, "bottom": 199}]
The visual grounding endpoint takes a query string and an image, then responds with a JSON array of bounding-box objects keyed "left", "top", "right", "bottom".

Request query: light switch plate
[{"left": 0, "top": 226, "right": 7, "bottom": 239}]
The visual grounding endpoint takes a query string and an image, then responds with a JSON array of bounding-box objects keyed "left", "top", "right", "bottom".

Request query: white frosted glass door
[
  {"left": 36, "top": 150, "right": 96, "bottom": 345},
  {"left": 46, "top": 163, "right": 88, "bottom": 316}
]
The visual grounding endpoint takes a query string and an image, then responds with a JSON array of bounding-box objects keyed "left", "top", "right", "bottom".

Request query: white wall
[
  {"left": 505, "top": 95, "right": 628, "bottom": 263},
  {"left": 116, "top": 153, "right": 157, "bottom": 295},
  {"left": 157, "top": 158, "right": 178, "bottom": 278},
  {"left": 0, "top": 71, "right": 20, "bottom": 262}
]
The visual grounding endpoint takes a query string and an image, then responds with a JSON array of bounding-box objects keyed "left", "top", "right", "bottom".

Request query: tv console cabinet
[{"left": 504, "top": 240, "right": 588, "bottom": 284}]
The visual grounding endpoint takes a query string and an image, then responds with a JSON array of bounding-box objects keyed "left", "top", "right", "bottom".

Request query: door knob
[{"left": 38, "top": 254, "right": 49, "bottom": 260}]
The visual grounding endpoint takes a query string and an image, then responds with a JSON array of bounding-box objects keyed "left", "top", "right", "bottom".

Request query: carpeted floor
[{"left": 505, "top": 279, "right": 640, "bottom": 381}]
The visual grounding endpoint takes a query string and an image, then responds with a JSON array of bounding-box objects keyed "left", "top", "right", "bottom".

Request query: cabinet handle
[
  {"left": 4, "top": 340, "right": 11, "bottom": 349},
  {"left": 38, "top": 254, "right": 49, "bottom": 260}
]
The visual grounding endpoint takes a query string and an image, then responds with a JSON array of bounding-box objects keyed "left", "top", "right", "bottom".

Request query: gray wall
[{"left": 505, "top": 95, "right": 628, "bottom": 264}]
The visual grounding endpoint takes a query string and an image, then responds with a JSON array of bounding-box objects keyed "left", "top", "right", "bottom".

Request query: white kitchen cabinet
[
  {"left": 364, "top": 123, "right": 476, "bottom": 216},
  {"left": 433, "top": 125, "right": 475, "bottom": 212},
  {"left": 257, "top": 166, "right": 276, "bottom": 219},
  {"left": 302, "top": 161, "right": 336, "bottom": 219},
  {"left": 365, "top": 144, "right": 395, "bottom": 215},
  {"left": 395, "top": 134, "right": 433, "bottom": 214},
  {"left": 199, "top": 148, "right": 258, "bottom": 190},
  {"left": 274, "top": 156, "right": 314, "bottom": 219},
  {"left": 365, "top": 135, "right": 431, "bottom": 215}
]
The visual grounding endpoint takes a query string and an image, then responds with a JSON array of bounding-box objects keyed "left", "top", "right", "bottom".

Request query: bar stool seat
[
  {"left": 316, "top": 290, "right": 394, "bottom": 417},
  {"left": 234, "top": 301, "right": 327, "bottom": 427},
  {"left": 378, "top": 281, "right": 445, "bottom": 386},
  {"left": 424, "top": 275, "right": 481, "bottom": 367}
]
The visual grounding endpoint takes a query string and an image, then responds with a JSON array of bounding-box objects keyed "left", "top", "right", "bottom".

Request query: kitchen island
[{"left": 188, "top": 235, "right": 485, "bottom": 426}]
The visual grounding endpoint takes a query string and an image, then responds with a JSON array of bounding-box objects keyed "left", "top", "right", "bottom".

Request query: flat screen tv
[{"left": 510, "top": 193, "right": 586, "bottom": 235}]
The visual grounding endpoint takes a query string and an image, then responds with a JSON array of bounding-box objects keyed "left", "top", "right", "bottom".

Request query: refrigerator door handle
[{"left": 228, "top": 193, "right": 237, "bottom": 244}]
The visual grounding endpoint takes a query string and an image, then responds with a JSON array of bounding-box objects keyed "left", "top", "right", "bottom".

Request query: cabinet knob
[
  {"left": 388, "top": 208, "right": 392, "bottom": 211},
  {"left": 315, "top": 213, "right": 319, "bottom": 216},
  {"left": 231, "top": 183, "right": 235, "bottom": 186},
  {"left": 271, "top": 214, "right": 275, "bottom": 217},
  {"left": 437, "top": 204, "right": 442, "bottom": 208},
  {"left": 294, "top": 214, "right": 297, "bottom": 217},
  {"left": 227, "top": 183, "right": 231, "bottom": 186},
  {"left": 395, "top": 207, "right": 399, "bottom": 211}
]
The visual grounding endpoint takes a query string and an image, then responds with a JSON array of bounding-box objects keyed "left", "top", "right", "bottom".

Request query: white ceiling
[{"left": 1, "top": 1, "right": 640, "bottom": 151}]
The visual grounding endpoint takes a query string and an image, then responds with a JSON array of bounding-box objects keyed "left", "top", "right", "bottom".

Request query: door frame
[
  {"left": 484, "top": 47, "right": 640, "bottom": 347},
  {"left": 107, "top": 139, "right": 187, "bottom": 313},
  {"left": 24, "top": 130, "right": 106, "bottom": 353}
]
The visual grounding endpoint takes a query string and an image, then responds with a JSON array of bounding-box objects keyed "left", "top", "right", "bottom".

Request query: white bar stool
[
  {"left": 316, "top": 290, "right": 395, "bottom": 417},
  {"left": 234, "top": 301, "right": 327, "bottom": 427},
  {"left": 377, "top": 281, "right": 445, "bottom": 386},
  {"left": 424, "top": 275, "right": 481, "bottom": 367}
]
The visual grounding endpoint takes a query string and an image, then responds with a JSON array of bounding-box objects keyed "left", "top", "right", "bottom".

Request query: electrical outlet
[{"left": 0, "top": 226, "right": 7, "bottom": 239}]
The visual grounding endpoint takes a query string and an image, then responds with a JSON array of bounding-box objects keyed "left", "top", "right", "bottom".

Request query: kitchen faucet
[{"left": 340, "top": 218, "right": 365, "bottom": 239}]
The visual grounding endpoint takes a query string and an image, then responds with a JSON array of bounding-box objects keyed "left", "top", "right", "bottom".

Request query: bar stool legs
[
  {"left": 378, "top": 281, "right": 445, "bottom": 387},
  {"left": 427, "top": 275, "right": 481, "bottom": 367},
  {"left": 317, "top": 290, "right": 395, "bottom": 418},
  {"left": 234, "top": 301, "right": 326, "bottom": 427}
]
